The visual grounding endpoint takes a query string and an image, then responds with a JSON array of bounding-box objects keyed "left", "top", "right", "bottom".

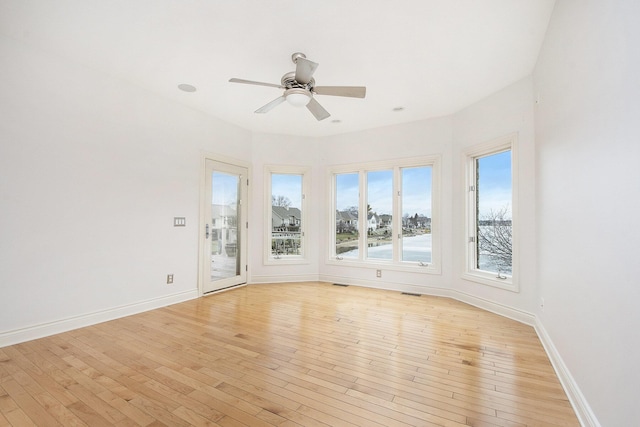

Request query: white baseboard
[
  {"left": 535, "top": 318, "right": 601, "bottom": 427},
  {"left": 250, "top": 273, "right": 320, "bottom": 284},
  {"left": 318, "top": 273, "right": 452, "bottom": 297},
  {"left": 319, "top": 275, "right": 535, "bottom": 325},
  {"left": 0, "top": 289, "right": 198, "bottom": 348},
  {"left": 452, "top": 289, "right": 536, "bottom": 326}
]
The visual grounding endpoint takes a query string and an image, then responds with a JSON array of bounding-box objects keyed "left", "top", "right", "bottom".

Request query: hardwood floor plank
[
  {"left": 0, "top": 379, "right": 59, "bottom": 426},
  {"left": 33, "top": 392, "right": 88, "bottom": 427},
  {"left": 342, "top": 388, "right": 451, "bottom": 427},
  {"left": 0, "top": 282, "right": 580, "bottom": 426},
  {"left": 95, "top": 389, "right": 156, "bottom": 426},
  {"left": 283, "top": 382, "right": 416, "bottom": 427},
  {"left": 125, "top": 394, "right": 191, "bottom": 427},
  {"left": 138, "top": 377, "right": 226, "bottom": 424},
  {"left": 187, "top": 389, "right": 275, "bottom": 427},
  {"left": 1, "top": 408, "right": 37, "bottom": 427},
  {"left": 65, "top": 400, "right": 113, "bottom": 427},
  {"left": 172, "top": 405, "right": 223, "bottom": 427},
  {"left": 215, "top": 381, "right": 296, "bottom": 416}
]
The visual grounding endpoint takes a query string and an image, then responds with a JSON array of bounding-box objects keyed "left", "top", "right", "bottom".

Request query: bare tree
[
  {"left": 477, "top": 206, "right": 512, "bottom": 273},
  {"left": 272, "top": 195, "right": 291, "bottom": 208}
]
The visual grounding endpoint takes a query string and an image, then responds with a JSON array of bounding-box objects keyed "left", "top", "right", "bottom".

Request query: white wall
[
  {"left": 451, "top": 76, "right": 538, "bottom": 319},
  {"left": 534, "top": 1, "right": 640, "bottom": 425},
  {"left": 0, "top": 35, "right": 252, "bottom": 344}
]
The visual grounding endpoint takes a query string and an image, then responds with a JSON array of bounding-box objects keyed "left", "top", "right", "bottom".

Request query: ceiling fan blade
[
  {"left": 306, "top": 97, "right": 330, "bottom": 121},
  {"left": 314, "top": 86, "right": 366, "bottom": 98},
  {"left": 294, "top": 57, "right": 319, "bottom": 85},
  {"left": 229, "top": 78, "right": 284, "bottom": 89},
  {"left": 255, "top": 96, "right": 286, "bottom": 113}
]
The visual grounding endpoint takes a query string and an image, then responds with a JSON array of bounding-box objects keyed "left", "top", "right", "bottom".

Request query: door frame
[{"left": 198, "top": 153, "right": 251, "bottom": 296}]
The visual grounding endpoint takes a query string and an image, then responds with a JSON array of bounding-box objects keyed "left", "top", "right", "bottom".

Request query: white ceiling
[{"left": 0, "top": 0, "right": 555, "bottom": 137}]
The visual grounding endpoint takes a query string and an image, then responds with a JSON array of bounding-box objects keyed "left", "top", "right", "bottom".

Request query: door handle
[{"left": 205, "top": 224, "right": 210, "bottom": 239}]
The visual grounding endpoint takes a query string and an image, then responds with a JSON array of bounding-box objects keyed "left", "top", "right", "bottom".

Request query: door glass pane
[
  {"left": 476, "top": 150, "right": 512, "bottom": 275},
  {"left": 335, "top": 173, "right": 359, "bottom": 258},
  {"left": 366, "top": 170, "right": 393, "bottom": 260},
  {"left": 271, "top": 174, "right": 303, "bottom": 256},
  {"left": 401, "top": 166, "right": 432, "bottom": 263},
  {"left": 211, "top": 171, "right": 240, "bottom": 281}
]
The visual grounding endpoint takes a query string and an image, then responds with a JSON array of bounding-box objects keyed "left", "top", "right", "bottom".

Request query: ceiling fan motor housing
[{"left": 281, "top": 71, "right": 315, "bottom": 91}]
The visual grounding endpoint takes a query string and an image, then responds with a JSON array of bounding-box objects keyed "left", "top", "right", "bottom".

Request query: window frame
[
  {"left": 462, "top": 133, "right": 519, "bottom": 291},
  {"left": 328, "top": 155, "right": 441, "bottom": 274},
  {"left": 264, "top": 165, "right": 310, "bottom": 265}
]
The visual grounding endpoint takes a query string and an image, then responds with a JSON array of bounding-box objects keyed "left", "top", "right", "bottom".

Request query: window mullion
[
  {"left": 393, "top": 167, "right": 401, "bottom": 263},
  {"left": 472, "top": 157, "right": 479, "bottom": 271},
  {"left": 359, "top": 170, "right": 367, "bottom": 261}
]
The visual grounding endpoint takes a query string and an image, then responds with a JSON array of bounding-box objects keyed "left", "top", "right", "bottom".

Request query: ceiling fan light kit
[
  {"left": 285, "top": 88, "right": 311, "bottom": 107},
  {"left": 229, "top": 52, "right": 366, "bottom": 121}
]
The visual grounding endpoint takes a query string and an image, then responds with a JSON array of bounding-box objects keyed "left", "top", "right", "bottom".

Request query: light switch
[{"left": 174, "top": 217, "right": 186, "bottom": 227}]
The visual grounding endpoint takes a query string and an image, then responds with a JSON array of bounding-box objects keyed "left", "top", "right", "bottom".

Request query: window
[
  {"left": 367, "top": 170, "right": 393, "bottom": 260},
  {"left": 463, "top": 134, "right": 518, "bottom": 291},
  {"left": 335, "top": 173, "right": 360, "bottom": 260},
  {"left": 265, "top": 166, "right": 309, "bottom": 264},
  {"left": 401, "top": 166, "right": 433, "bottom": 264},
  {"left": 331, "top": 156, "right": 440, "bottom": 273}
]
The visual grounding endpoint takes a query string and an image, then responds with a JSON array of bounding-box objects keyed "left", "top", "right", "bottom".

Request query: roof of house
[
  {"left": 211, "top": 204, "right": 236, "bottom": 218},
  {"left": 337, "top": 211, "right": 358, "bottom": 221},
  {"left": 272, "top": 206, "right": 301, "bottom": 220}
]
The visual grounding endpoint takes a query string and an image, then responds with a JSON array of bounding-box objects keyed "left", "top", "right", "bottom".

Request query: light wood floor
[{"left": 0, "top": 282, "right": 579, "bottom": 426}]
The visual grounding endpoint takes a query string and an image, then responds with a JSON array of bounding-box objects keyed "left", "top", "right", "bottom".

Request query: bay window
[{"left": 330, "top": 156, "right": 440, "bottom": 273}]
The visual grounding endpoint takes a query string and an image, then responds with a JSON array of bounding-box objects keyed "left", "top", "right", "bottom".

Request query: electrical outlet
[
  {"left": 167, "top": 274, "right": 174, "bottom": 284},
  {"left": 376, "top": 270, "right": 382, "bottom": 278}
]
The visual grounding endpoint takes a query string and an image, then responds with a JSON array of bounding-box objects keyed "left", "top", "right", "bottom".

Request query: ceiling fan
[{"left": 229, "top": 52, "right": 366, "bottom": 121}]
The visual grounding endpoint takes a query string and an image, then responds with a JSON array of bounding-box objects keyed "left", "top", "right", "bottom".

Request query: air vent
[
  {"left": 333, "top": 283, "right": 349, "bottom": 287},
  {"left": 401, "top": 292, "right": 421, "bottom": 297}
]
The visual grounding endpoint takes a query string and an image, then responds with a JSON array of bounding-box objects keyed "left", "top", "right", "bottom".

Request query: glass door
[{"left": 202, "top": 159, "right": 247, "bottom": 293}]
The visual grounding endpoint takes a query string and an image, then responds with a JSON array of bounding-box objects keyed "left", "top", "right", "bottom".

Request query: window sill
[
  {"left": 461, "top": 271, "right": 519, "bottom": 292},
  {"left": 327, "top": 257, "right": 441, "bottom": 275},
  {"left": 264, "top": 256, "right": 309, "bottom": 266}
]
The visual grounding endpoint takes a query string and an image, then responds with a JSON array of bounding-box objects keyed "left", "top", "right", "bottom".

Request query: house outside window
[{"left": 335, "top": 173, "right": 360, "bottom": 259}]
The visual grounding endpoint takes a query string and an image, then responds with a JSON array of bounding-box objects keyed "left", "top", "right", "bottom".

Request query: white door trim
[{"left": 198, "top": 153, "right": 251, "bottom": 296}]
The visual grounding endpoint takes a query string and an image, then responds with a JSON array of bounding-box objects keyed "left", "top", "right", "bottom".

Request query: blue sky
[
  {"left": 477, "top": 150, "right": 512, "bottom": 217},
  {"left": 336, "top": 173, "right": 359, "bottom": 212},
  {"left": 335, "top": 167, "right": 432, "bottom": 217},
  {"left": 271, "top": 174, "right": 302, "bottom": 208},
  {"left": 267, "top": 154, "right": 511, "bottom": 219},
  {"left": 367, "top": 170, "right": 393, "bottom": 215},
  {"left": 212, "top": 172, "right": 238, "bottom": 205},
  {"left": 400, "top": 167, "right": 432, "bottom": 217}
]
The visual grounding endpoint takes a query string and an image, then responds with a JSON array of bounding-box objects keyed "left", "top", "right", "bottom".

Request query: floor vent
[
  {"left": 401, "top": 292, "right": 421, "bottom": 297},
  {"left": 333, "top": 283, "right": 349, "bottom": 287}
]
